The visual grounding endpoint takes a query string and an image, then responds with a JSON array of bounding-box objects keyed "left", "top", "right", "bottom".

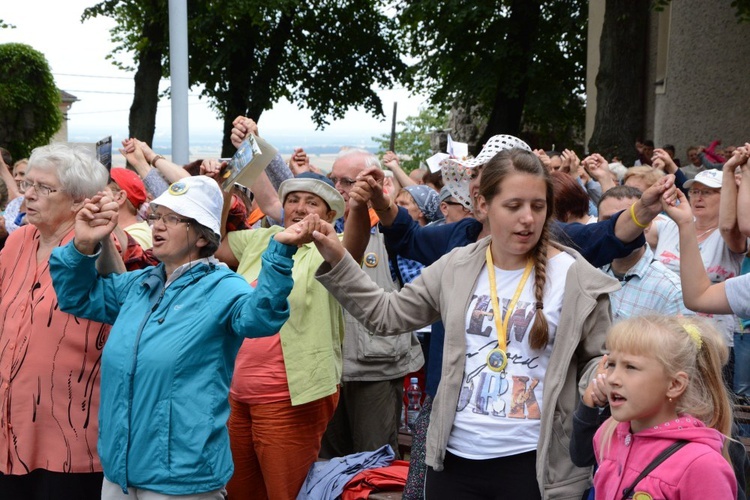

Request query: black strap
[{"left": 620, "top": 439, "right": 689, "bottom": 500}]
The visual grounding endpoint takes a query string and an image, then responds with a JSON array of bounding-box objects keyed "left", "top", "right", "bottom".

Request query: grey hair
[
  {"left": 27, "top": 144, "right": 109, "bottom": 200},
  {"left": 337, "top": 147, "right": 381, "bottom": 170}
]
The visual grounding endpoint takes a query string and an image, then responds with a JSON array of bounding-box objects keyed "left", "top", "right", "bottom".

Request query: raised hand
[
  {"left": 231, "top": 116, "right": 259, "bottom": 149},
  {"left": 532, "top": 149, "right": 551, "bottom": 171},
  {"left": 312, "top": 220, "right": 346, "bottom": 266},
  {"left": 120, "top": 138, "right": 148, "bottom": 169},
  {"left": 583, "top": 355, "right": 609, "bottom": 408},
  {"left": 581, "top": 153, "right": 608, "bottom": 182},
  {"left": 289, "top": 148, "right": 314, "bottom": 175},
  {"left": 652, "top": 149, "right": 677, "bottom": 173},
  {"left": 662, "top": 189, "right": 693, "bottom": 227},
  {"left": 642, "top": 174, "right": 677, "bottom": 214},
  {"left": 273, "top": 213, "right": 321, "bottom": 246},
  {"left": 382, "top": 151, "right": 400, "bottom": 170},
  {"left": 561, "top": 149, "right": 580, "bottom": 177},
  {"left": 200, "top": 159, "right": 226, "bottom": 180},
  {"left": 74, "top": 193, "right": 119, "bottom": 255}
]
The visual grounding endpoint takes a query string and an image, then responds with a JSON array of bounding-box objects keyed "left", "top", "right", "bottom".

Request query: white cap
[
  {"left": 683, "top": 169, "right": 723, "bottom": 189},
  {"left": 151, "top": 176, "right": 223, "bottom": 237}
]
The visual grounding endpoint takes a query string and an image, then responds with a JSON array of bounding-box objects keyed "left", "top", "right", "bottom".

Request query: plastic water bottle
[{"left": 406, "top": 377, "right": 422, "bottom": 432}]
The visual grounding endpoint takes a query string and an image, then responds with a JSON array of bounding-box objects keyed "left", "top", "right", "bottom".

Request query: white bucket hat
[
  {"left": 151, "top": 176, "right": 223, "bottom": 237},
  {"left": 278, "top": 172, "right": 346, "bottom": 220},
  {"left": 440, "top": 135, "right": 531, "bottom": 209}
]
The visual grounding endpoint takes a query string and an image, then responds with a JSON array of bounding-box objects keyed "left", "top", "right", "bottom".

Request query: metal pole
[
  {"left": 389, "top": 102, "right": 397, "bottom": 151},
  {"left": 168, "top": 0, "right": 189, "bottom": 165}
]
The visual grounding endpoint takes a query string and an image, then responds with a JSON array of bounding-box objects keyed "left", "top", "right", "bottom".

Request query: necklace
[
  {"left": 695, "top": 226, "right": 717, "bottom": 240},
  {"left": 484, "top": 245, "right": 533, "bottom": 373}
]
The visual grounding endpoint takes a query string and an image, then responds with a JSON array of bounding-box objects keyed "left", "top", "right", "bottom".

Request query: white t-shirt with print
[
  {"left": 447, "top": 251, "right": 575, "bottom": 460},
  {"left": 654, "top": 217, "right": 747, "bottom": 343}
]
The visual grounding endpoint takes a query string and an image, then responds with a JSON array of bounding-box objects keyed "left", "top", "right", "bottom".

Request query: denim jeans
[{"left": 734, "top": 333, "right": 750, "bottom": 398}]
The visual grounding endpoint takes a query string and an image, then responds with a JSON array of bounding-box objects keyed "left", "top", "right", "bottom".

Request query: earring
[{"left": 668, "top": 397, "right": 673, "bottom": 403}]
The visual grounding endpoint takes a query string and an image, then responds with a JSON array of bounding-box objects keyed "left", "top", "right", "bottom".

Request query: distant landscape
[{"left": 68, "top": 127, "right": 382, "bottom": 160}]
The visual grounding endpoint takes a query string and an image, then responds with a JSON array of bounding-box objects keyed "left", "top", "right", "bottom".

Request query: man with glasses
[{"left": 319, "top": 148, "right": 424, "bottom": 461}]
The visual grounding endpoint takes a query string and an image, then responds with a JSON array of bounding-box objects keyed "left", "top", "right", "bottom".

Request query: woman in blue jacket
[{"left": 49, "top": 175, "right": 317, "bottom": 499}]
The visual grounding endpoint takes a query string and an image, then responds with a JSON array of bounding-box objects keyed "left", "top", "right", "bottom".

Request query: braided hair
[{"left": 479, "top": 148, "right": 554, "bottom": 350}]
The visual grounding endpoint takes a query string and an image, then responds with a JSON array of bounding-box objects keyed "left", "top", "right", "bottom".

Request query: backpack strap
[{"left": 620, "top": 439, "right": 689, "bottom": 500}]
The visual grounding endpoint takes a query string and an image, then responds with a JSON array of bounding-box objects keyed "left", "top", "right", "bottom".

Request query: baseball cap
[
  {"left": 151, "top": 176, "right": 223, "bottom": 237},
  {"left": 110, "top": 168, "right": 147, "bottom": 208},
  {"left": 683, "top": 169, "right": 723, "bottom": 189}
]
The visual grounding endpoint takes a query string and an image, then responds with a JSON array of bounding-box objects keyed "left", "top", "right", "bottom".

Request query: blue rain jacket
[{"left": 49, "top": 239, "right": 295, "bottom": 495}]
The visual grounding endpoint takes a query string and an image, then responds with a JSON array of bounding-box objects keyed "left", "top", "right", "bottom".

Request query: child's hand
[{"left": 583, "top": 355, "right": 609, "bottom": 408}]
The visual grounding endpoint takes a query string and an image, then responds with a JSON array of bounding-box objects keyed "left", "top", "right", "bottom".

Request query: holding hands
[
  {"left": 532, "top": 149, "right": 551, "bottom": 170},
  {"left": 381, "top": 151, "right": 400, "bottom": 170},
  {"left": 661, "top": 189, "right": 694, "bottom": 227},
  {"left": 74, "top": 193, "right": 119, "bottom": 255},
  {"left": 288, "top": 148, "right": 320, "bottom": 175},
  {"left": 349, "top": 167, "right": 389, "bottom": 211},
  {"left": 560, "top": 149, "right": 580, "bottom": 177},
  {"left": 231, "top": 116, "right": 259, "bottom": 149},
  {"left": 273, "top": 213, "right": 322, "bottom": 247},
  {"left": 312, "top": 220, "right": 346, "bottom": 266},
  {"left": 723, "top": 143, "right": 750, "bottom": 172},
  {"left": 651, "top": 148, "right": 677, "bottom": 174}
]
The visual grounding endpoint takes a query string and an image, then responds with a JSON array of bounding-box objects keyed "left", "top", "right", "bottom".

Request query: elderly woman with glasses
[
  {"left": 49, "top": 175, "right": 314, "bottom": 499},
  {"left": 0, "top": 144, "right": 111, "bottom": 499},
  {"left": 651, "top": 168, "right": 748, "bottom": 366}
]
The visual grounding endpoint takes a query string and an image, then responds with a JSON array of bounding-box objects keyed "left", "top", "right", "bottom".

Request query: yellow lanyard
[{"left": 485, "top": 245, "right": 534, "bottom": 354}]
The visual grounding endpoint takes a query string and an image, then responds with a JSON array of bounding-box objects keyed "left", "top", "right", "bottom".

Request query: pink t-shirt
[{"left": 0, "top": 226, "right": 110, "bottom": 474}]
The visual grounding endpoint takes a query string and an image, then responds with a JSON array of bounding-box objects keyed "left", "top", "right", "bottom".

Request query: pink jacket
[{"left": 593, "top": 415, "right": 736, "bottom": 499}]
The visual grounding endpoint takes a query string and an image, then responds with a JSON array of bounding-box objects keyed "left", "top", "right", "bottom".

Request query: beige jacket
[{"left": 317, "top": 236, "right": 619, "bottom": 499}]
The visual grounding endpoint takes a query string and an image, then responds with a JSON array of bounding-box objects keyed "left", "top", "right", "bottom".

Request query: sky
[{"left": 0, "top": 1, "right": 426, "bottom": 154}]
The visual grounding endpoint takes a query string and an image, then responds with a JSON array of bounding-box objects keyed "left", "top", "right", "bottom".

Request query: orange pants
[{"left": 226, "top": 391, "right": 339, "bottom": 500}]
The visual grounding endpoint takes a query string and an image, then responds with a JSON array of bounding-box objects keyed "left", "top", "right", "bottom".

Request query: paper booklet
[{"left": 220, "top": 135, "right": 278, "bottom": 192}]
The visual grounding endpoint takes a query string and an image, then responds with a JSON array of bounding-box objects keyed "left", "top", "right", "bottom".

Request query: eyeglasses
[
  {"left": 19, "top": 180, "right": 60, "bottom": 196},
  {"left": 329, "top": 176, "right": 356, "bottom": 188},
  {"left": 688, "top": 189, "right": 719, "bottom": 198},
  {"left": 147, "top": 213, "right": 192, "bottom": 227}
]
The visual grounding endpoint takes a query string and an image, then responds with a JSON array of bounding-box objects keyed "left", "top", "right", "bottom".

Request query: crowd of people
[{"left": 0, "top": 130, "right": 748, "bottom": 500}]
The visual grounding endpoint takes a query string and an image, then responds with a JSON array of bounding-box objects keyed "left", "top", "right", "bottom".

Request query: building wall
[
  {"left": 654, "top": 0, "right": 750, "bottom": 160},
  {"left": 586, "top": 0, "right": 750, "bottom": 162}
]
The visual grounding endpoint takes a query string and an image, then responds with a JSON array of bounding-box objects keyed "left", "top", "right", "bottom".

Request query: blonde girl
[{"left": 592, "top": 316, "right": 736, "bottom": 499}]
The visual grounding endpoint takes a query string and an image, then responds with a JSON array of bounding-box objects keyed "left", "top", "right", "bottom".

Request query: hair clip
[{"left": 683, "top": 323, "right": 703, "bottom": 351}]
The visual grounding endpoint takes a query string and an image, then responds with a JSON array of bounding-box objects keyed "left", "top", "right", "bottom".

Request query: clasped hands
[{"left": 73, "top": 193, "right": 119, "bottom": 255}]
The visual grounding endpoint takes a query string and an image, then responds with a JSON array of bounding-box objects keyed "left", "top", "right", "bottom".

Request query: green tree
[
  {"left": 84, "top": 0, "right": 406, "bottom": 156},
  {"left": 398, "top": 0, "right": 587, "bottom": 151},
  {"left": 372, "top": 107, "right": 449, "bottom": 172},
  {"left": 0, "top": 43, "right": 62, "bottom": 160}
]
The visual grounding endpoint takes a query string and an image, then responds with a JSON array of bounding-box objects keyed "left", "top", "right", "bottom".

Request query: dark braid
[{"left": 529, "top": 224, "right": 550, "bottom": 350}]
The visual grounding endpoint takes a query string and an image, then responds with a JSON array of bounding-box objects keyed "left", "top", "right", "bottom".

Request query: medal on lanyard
[{"left": 485, "top": 245, "right": 533, "bottom": 372}]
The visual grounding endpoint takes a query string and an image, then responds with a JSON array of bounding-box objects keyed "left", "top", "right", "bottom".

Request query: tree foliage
[
  {"left": 84, "top": 0, "right": 406, "bottom": 156},
  {"left": 372, "top": 107, "right": 449, "bottom": 172},
  {"left": 398, "top": 0, "right": 587, "bottom": 150},
  {"left": 0, "top": 43, "right": 62, "bottom": 160}
]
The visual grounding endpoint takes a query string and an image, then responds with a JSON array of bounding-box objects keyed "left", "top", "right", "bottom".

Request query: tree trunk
[
  {"left": 128, "top": 11, "right": 165, "bottom": 148},
  {"left": 219, "top": 11, "right": 295, "bottom": 157},
  {"left": 478, "top": 0, "right": 542, "bottom": 147},
  {"left": 588, "top": 0, "right": 650, "bottom": 164}
]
